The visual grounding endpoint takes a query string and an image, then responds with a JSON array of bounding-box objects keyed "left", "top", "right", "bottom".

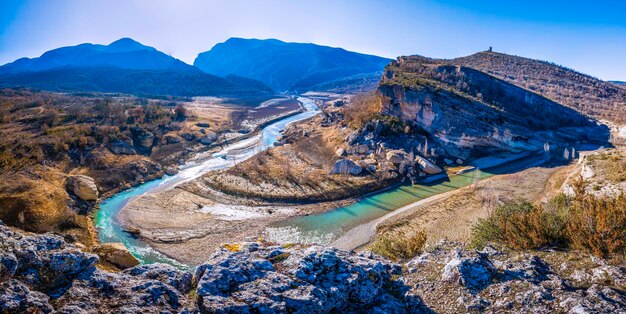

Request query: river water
[
  {"left": 94, "top": 97, "right": 319, "bottom": 267},
  {"left": 95, "top": 95, "right": 590, "bottom": 268}
]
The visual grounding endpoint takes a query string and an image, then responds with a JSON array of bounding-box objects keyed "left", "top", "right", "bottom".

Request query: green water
[{"left": 265, "top": 169, "right": 494, "bottom": 244}]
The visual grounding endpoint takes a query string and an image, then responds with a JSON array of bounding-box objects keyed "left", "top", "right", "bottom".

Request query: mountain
[
  {"left": 450, "top": 51, "right": 626, "bottom": 124},
  {"left": 376, "top": 55, "right": 609, "bottom": 159},
  {"left": 0, "top": 38, "right": 194, "bottom": 73},
  {"left": 610, "top": 80, "right": 626, "bottom": 85},
  {"left": 0, "top": 67, "right": 272, "bottom": 96},
  {"left": 193, "top": 38, "right": 391, "bottom": 92},
  {"left": 0, "top": 38, "right": 273, "bottom": 96}
]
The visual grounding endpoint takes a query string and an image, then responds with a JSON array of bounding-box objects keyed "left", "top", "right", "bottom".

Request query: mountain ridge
[
  {"left": 193, "top": 37, "right": 391, "bottom": 92},
  {"left": 0, "top": 38, "right": 273, "bottom": 96}
]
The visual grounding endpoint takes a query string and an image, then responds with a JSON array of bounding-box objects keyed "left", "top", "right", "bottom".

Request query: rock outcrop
[
  {"left": 406, "top": 242, "right": 626, "bottom": 313},
  {"left": 379, "top": 56, "right": 611, "bottom": 159},
  {"left": 67, "top": 175, "right": 99, "bottom": 201},
  {"left": 195, "top": 243, "right": 422, "bottom": 313},
  {"left": 2, "top": 222, "right": 624, "bottom": 313}
]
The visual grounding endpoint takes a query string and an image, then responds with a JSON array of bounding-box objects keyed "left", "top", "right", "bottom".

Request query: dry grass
[{"left": 370, "top": 230, "right": 427, "bottom": 261}]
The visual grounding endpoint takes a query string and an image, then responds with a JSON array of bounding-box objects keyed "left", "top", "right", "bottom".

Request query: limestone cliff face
[{"left": 378, "top": 57, "right": 610, "bottom": 158}]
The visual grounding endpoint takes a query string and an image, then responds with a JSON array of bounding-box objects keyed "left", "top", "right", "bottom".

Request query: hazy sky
[{"left": 1, "top": 0, "right": 625, "bottom": 80}]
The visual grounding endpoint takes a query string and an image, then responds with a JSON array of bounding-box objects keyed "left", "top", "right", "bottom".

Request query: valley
[{"left": 1, "top": 35, "right": 625, "bottom": 312}]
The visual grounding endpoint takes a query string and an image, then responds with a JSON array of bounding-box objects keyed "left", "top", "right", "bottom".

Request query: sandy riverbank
[{"left": 331, "top": 150, "right": 556, "bottom": 251}]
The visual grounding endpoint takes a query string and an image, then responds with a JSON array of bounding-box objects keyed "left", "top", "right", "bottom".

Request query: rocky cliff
[
  {"left": 2, "top": 221, "right": 624, "bottom": 313},
  {"left": 377, "top": 56, "right": 610, "bottom": 160}
]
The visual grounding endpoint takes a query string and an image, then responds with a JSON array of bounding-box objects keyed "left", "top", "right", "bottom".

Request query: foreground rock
[
  {"left": 195, "top": 243, "right": 422, "bottom": 313},
  {"left": 406, "top": 242, "right": 626, "bottom": 313},
  {"left": 2, "top": 221, "right": 624, "bottom": 313}
]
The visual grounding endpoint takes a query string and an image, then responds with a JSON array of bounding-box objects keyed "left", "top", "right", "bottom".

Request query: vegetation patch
[
  {"left": 370, "top": 230, "right": 427, "bottom": 261},
  {"left": 471, "top": 177, "right": 626, "bottom": 258}
]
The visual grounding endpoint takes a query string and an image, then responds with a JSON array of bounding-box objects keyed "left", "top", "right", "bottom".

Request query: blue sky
[{"left": 1, "top": 0, "right": 625, "bottom": 80}]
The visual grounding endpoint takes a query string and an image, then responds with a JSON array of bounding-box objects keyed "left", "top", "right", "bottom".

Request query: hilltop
[
  {"left": 0, "top": 38, "right": 272, "bottom": 96},
  {"left": 194, "top": 38, "right": 391, "bottom": 92},
  {"left": 452, "top": 51, "right": 626, "bottom": 124}
]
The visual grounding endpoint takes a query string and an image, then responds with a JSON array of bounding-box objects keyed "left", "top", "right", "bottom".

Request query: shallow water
[
  {"left": 265, "top": 168, "right": 495, "bottom": 245},
  {"left": 94, "top": 97, "right": 319, "bottom": 268}
]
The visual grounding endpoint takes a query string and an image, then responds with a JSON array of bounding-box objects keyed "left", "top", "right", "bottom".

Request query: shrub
[
  {"left": 343, "top": 92, "right": 382, "bottom": 129},
  {"left": 567, "top": 192, "right": 626, "bottom": 258},
  {"left": 470, "top": 200, "right": 567, "bottom": 250},
  {"left": 370, "top": 230, "right": 427, "bottom": 261},
  {"left": 471, "top": 178, "right": 626, "bottom": 258}
]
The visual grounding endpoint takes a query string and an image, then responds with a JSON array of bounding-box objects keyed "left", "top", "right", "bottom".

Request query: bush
[
  {"left": 567, "top": 192, "right": 626, "bottom": 258},
  {"left": 343, "top": 92, "right": 382, "bottom": 129},
  {"left": 471, "top": 177, "right": 626, "bottom": 258},
  {"left": 470, "top": 200, "right": 567, "bottom": 250},
  {"left": 370, "top": 230, "right": 427, "bottom": 261}
]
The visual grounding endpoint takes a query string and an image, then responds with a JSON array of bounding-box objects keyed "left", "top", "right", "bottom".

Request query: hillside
[
  {"left": 194, "top": 38, "right": 391, "bottom": 92},
  {"left": 0, "top": 38, "right": 272, "bottom": 96},
  {"left": 451, "top": 52, "right": 626, "bottom": 124},
  {"left": 376, "top": 56, "right": 610, "bottom": 160}
]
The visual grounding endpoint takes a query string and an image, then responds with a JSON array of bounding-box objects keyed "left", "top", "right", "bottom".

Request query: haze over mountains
[
  {"left": 0, "top": 38, "right": 193, "bottom": 73},
  {"left": 0, "top": 38, "right": 272, "bottom": 96},
  {"left": 194, "top": 38, "right": 392, "bottom": 92}
]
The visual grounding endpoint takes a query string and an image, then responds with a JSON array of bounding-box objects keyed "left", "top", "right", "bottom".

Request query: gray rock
[
  {"left": 329, "top": 159, "right": 362, "bottom": 175},
  {"left": 200, "top": 131, "right": 219, "bottom": 145},
  {"left": 0, "top": 280, "right": 53, "bottom": 313},
  {"left": 195, "top": 244, "right": 420, "bottom": 313},
  {"left": 345, "top": 131, "right": 360, "bottom": 145},
  {"left": 125, "top": 263, "right": 193, "bottom": 294},
  {"left": 415, "top": 155, "right": 442, "bottom": 174},
  {"left": 108, "top": 140, "right": 137, "bottom": 155},
  {"left": 441, "top": 250, "right": 497, "bottom": 291}
]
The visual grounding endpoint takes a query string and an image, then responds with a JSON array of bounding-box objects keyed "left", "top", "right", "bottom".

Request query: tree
[{"left": 174, "top": 104, "right": 187, "bottom": 121}]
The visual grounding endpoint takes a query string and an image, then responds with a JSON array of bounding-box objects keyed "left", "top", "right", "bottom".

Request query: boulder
[
  {"left": 441, "top": 250, "right": 498, "bottom": 291},
  {"left": 108, "top": 140, "right": 137, "bottom": 155},
  {"left": 329, "top": 159, "right": 362, "bottom": 175},
  {"left": 335, "top": 148, "right": 346, "bottom": 157},
  {"left": 200, "top": 131, "right": 218, "bottom": 145},
  {"left": 415, "top": 155, "right": 443, "bottom": 174},
  {"left": 93, "top": 243, "right": 140, "bottom": 270},
  {"left": 131, "top": 128, "right": 155, "bottom": 150},
  {"left": 345, "top": 131, "right": 360, "bottom": 145},
  {"left": 68, "top": 175, "right": 99, "bottom": 201},
  {"left": 180, "top": 132, "right": 196, "bottom": 141},
  {"left": 164, "top": 135, "right": 181, "bottom": 144},
  {"left": 386, "top": 150, "right": 408, "bottom": 164},
  {"left": 351, "top": 144, "right": 370, "bottom": 155},
  {"left": 164, "top": 167, "right": 179, "bottom": 176}
]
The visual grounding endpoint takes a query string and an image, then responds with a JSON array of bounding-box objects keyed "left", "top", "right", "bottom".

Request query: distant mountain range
[
  {"left": 194, "top": 38, "right": 391, "bottom": 92},
  {"left": 0, "top": 38, "right": 272, "bottom": 96}
]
